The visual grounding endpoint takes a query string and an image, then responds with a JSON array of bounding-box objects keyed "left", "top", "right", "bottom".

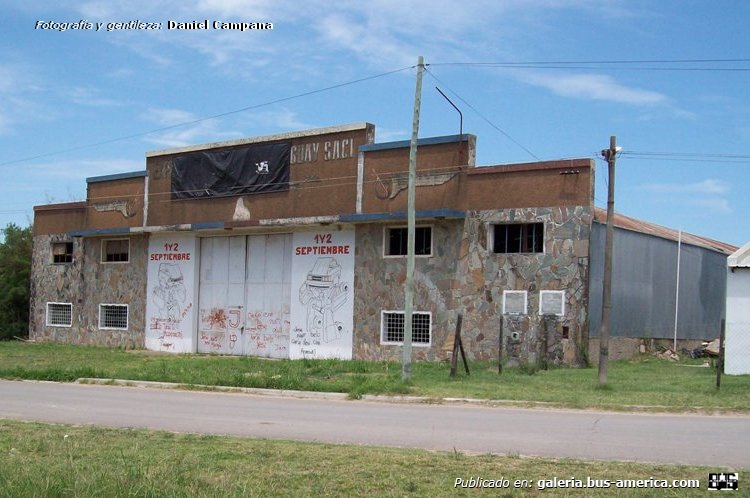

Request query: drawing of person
[
  {"left": 153, "top": 262, "right": 187, "bottom": 321},
  {"left": 298, "top": 257, "right": 349, "bottom": 343}
]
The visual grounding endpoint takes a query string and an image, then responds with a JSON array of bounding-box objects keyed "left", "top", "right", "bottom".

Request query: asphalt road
[{"left": 1, "top": 380, "right": 748, "bottom": 468}]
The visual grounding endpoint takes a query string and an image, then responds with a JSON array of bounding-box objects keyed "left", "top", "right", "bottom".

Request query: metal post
[
  {"left": 402, "top": 56, "right": 424, "bottom": 381},
  {"left": 717, "top": 319, "right": 725, "bottom": 389},
  {"left": 673, "top": 229, "right": 682, "bottom": 352},
  {"left": 598, "top": 136, "right": 619, "bottom": 386}
]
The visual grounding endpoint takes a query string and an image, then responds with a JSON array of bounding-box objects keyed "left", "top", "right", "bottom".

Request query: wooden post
[
  {"left": 459, "top": 330, "right": 470, "bottom": 376},
  {"left": 541, "top": 317, "right": 549, "bottom": 371},
  {"left": 598, "top": 135, "right": 619, "bottom": 386},
  {"left": 450, "top": 314, "right": 469, "bottom": 377},
  {"left": 498, "top": 316, "right": 503, "bottom": 375}
]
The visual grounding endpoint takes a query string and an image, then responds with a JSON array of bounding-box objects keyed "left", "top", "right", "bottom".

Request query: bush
[{"left": 0, "top": 223, "right": 32, "bottom": 340}]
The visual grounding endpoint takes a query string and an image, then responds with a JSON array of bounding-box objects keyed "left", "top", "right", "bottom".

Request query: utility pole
[
  {"left": 673, "top": 228, "right": 682, "bottom": 352},
  {"left": 598, "top": 135, "right": 619, "bottom": 386},
  {"left": 402, "top": 56, "right": 424, "bottom": 381}
]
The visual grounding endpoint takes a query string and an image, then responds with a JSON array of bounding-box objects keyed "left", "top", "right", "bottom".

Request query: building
[
  {"left": 589, "top": 210, "right": 736, "bottom": 359},
  {"left": 725, "top": 241, "right": 750, "bottom": 374},
  {"left": 29, "top": 122, "right": 733, "bottom": 366}
]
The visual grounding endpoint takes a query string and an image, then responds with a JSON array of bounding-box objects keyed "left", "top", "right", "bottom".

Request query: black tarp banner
[{"left": 171, "top": 142, "right": 290, "bottom": 199}]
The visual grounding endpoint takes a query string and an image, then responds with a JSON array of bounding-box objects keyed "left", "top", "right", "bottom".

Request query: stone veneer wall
[
  {"left": 352, "top": 206, "right": 592, "bottom": 366},
  {"left": 353, "top": 221, "right": 463, "bottom": 361},
  {"left": 29, "top": 234, "right": 148, "bottom": 348}
]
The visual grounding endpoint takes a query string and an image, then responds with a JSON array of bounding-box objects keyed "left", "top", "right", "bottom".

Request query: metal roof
[{"left": 593, "top": 207, "right": 737, "bottom": 255}]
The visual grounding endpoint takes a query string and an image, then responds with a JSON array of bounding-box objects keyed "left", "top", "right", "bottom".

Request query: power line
[
  {"left": 424, "top": 67, "right": 540, "bottom": 160},
  {"left": 434, "top": 58, "right": 750, "bottom": 64},
  {"left": 0, "top": 66, "right": 413, "bottom": 168},
  {"left": 623, "top": 151, "right": 750, "bottom": 159},
  {"left": 430, "top": 58, "right": 750, "bottom": 71}
]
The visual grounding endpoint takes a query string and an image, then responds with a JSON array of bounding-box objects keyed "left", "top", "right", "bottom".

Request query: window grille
[
  {"left": 46, "top": 302, "right": 72, "bottom": 327},
  {"left": 99, "top": 304, "right": 128, "bottom": 330},
  {"left": 381, "top": 311, "right": 431, "bottom": 345}
]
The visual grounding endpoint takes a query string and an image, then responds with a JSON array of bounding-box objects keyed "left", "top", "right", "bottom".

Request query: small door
[
  {"left": 198, "top": 236, "right": 246, "bottom": 354},
  {"left": 243, "top": 234, "right": 292, "bottom": 358}
]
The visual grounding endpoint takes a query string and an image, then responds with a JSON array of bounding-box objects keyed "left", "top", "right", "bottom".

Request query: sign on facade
[
  {"left": 290, "top": 230, "right": 355, "bottom": 359},
  {"left": 145, "top": 234, "right": 197, "bottom": 352}
]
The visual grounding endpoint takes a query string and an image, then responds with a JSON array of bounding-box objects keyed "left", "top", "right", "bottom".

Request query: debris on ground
[
  {"left": 656, "top": 348, "right": 680, "bottom": 361},
  {"left": 679, "top": 339, "right": 722, "bottom": 359},
  {"left": 704, "top": 339, "right": 721, "bottom": 357}
]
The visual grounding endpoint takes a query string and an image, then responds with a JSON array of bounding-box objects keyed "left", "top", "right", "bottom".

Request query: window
[
  {"left": 502, "top": 291, "right": 528, "bottom": 315},
  {"left": 381, "top": 311, "right": 431, "bottom": 345},
  {"left": 52, "top": 242, "right": 73, "bottom": 264},
  {"left": 99, "top": 304, "right": 128, "bottom": 330},
  {"left": 46, "top": 302, "right": 72, "bottom": 327},
  {"left": 492, "top": 223, "right": 544, "bottom": 253},
  {"left": 102, "top": 239, "right": 129, "bottom": 263},
  {"left": 384, "top": 226, "right": 432, "bottom": 257},
  {"left": 540, "top": 290, "right": 565, "bottom": 316}
]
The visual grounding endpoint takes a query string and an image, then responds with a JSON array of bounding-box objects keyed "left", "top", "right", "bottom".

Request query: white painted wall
[
  {"left": 290, "top": 229, "right": 355, "bottom": 359},
  {"left": 725, "top": 267, "right": 750, "bottom": 375},
  {"left": 145, "top": 233, "right": 198, "bottom": 353}
]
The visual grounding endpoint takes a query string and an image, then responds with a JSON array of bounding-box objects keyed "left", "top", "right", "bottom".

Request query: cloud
[
  {"left": 640, "top": 179, "right": 729, "bottom": 195},
  {"left": 0, "top": 64, "right": 50, "bottom": 134},
  {"left": 25, "top": 158, "right": 145, "bottom": 182},
  {"left": 65, "top": 87, "right": 126, "bottom": 108},
  {"left": 517, "top": 71, "right": 667, "bottom": 105},
  {"left": 143, "top": 107, "right": 244, "bottom": 148},
  {"left": 638, "top": 179, "right": 732, "bottom": 215},
  {"left": 143, "top": 107, "right": 316, "bottom": 148},
  {"left": 374, "top": 127, "right": 409, "bottom": 143},
  {"left": 244, "top": 108, "right": 316, "bottom": 132},
  {"left": 688, "top": 197, "right": 732, "bottom": 214},
  {"left": 66, "top": 0, "right": 634, "bottom": 79}
]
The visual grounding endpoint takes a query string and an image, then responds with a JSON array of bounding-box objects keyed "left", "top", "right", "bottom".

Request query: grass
[
  {"left": 1, "top": 341, "right": 749, "bottom": 412},
  {"left": 0, "top": 420, "right": 727, "bottom": 497}
]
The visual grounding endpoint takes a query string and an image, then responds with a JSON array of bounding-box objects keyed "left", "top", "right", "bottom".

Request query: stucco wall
[{"left": 29, "top": 234, "right": 148, "bottom": 348}]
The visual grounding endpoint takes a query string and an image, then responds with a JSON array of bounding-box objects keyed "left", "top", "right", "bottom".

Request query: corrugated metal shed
[
  {"left": 593, "top": 207, "right": 737, "bottom": 255},
  {"left": 589, "top": 209, "right": 734, "bottom": 340}
]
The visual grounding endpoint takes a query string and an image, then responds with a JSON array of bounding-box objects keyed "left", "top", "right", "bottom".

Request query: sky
[{"left": 1, "top": 0, "right": 748, "bottom": 247}]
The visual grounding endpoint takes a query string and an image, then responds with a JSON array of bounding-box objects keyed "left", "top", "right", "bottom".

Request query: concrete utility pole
[
  {"left": 598, "top": 135, "right": 619, "bottom": 386},
  {"left": 402, "top": 56, "right": 424, "bottom": 381}
]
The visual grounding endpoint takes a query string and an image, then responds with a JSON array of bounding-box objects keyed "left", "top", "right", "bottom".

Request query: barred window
[
  {"left": 384, "top": 226, "right": 432, "bottom": 257},
  {"left": 493, "top": 223, "right": 544, "bottom": 253},
  {"left": 46, "top": 302, "right": 72, "bottom": 327},
  {"left": 102, "top": 239, "right": 129, "bottom": 263},
  {"left": 381, "top": 311, "right": 431, "bottom": 345},
  {"left": 99, "top": 304, "right": 128, "bottom": 330},
  {"left": 52, "top": 242, "right": 73, "bottom": 264}
]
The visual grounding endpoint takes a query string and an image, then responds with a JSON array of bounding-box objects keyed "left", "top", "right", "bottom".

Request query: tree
[{"left": 0, "top": 223, "right": 33, "bottom": 340}]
